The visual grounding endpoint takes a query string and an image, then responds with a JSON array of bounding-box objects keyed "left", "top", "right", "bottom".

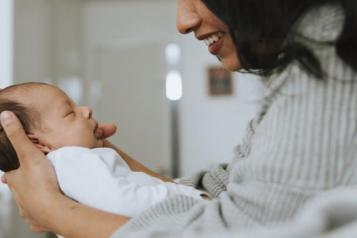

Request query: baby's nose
[{"left": 82, "top": 106, "right": 92, "bottom": 118}]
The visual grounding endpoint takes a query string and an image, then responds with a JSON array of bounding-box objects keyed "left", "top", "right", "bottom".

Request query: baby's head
[{"left": 0, "top": 82, "right": 103, "bottom": 172}]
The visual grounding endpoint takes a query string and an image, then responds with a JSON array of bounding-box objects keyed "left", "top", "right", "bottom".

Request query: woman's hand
[
  {"left": 0, "top": 111, "right": 62, "bottom": 232},
  {"left": 93, "top": 123, "right": 117, "bottom": 147},
  {"left": 95, "top": 123, "right": 117, "bottom": 140}
]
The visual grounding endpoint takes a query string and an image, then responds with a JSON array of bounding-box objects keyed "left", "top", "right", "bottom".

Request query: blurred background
[{"left": 0, "top": 0, "right": 265, "bottom": 237}]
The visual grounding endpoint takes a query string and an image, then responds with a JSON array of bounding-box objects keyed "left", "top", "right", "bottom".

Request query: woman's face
[{"left": 176, "top": 0, "right": 241, "bottom": 71}]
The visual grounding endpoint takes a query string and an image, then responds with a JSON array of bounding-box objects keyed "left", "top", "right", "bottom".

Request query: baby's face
[{"left": 23, "top": 85, "right": 102, "bottom": 151}]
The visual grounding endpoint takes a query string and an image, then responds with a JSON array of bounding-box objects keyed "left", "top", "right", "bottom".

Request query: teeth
[{"left": 203, "top": 32, "right": 223, "bottom": 46}]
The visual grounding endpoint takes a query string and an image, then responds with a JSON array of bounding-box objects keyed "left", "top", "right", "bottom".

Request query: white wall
[
  {"left": 0, "top": 1, "right": 14, "bottom": 234},
  {"left": 13, "top": 0, "right": 52, "bottom": 84},
  {"left": 0, "top": 0, "right": 14, "bottom": 88},
  {"left": 82, "top": 0, "right": 177, "bottom": 175},
  {"left": 13, "top": 0, "right": 84, "bottom": 95}
]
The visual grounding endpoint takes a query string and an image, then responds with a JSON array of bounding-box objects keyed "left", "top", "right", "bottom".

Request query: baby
[{"left": 0, "top": 82, "right": 203, "bottom": 218}]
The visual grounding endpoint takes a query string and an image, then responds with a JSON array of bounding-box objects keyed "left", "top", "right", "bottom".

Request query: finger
[
  {"left": 99, "top": 123, "right": 117, "bottom": 138},
  {"left": 0, "top": 111, "right": 44, "bottom": 165},
  {"left": 95, "top": 123, "right": 117, "bottom": 139}
]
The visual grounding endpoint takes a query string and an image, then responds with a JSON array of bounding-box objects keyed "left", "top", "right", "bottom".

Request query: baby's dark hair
[
  {"left": 0, "top": 100, "right": 32, "bottom": 172},
  {"left": 0, "top": 82, "right": 45, "bottom": 172}
]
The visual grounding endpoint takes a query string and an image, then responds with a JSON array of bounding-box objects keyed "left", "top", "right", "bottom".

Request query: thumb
[{"left": 0, "top": 111, "right": 44, "bottom": 165}]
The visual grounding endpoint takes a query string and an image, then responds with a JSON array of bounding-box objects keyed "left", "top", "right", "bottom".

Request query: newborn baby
[{"left": 0, "top": 82, "right": 203, "bottom": 219}]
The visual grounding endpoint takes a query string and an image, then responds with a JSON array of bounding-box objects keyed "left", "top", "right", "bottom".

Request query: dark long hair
[{"left": 202, "top": 0, "right": 357, "bottom": 78}]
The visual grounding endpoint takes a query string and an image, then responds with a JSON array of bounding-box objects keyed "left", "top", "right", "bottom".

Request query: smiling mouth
[
  {"left": 202, "top": 32, "right": 224, "bottom": 55},
  {"left": 203, "top": 32, "right": 223, "bottom": 47}
]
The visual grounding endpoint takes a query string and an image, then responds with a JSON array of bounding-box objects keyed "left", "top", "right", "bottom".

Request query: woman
[{"left": 1, "top": 0, "right": 357, "bottom": 237}]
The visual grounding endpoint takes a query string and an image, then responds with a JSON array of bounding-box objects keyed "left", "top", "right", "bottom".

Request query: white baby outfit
[{"left": 47, "top": 147, "right": 203, "bottom": 218}]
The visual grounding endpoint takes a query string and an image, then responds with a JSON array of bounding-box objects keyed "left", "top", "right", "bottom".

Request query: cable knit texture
[{"left": 112, "top": 4, "right": 357, "bottom": 237}]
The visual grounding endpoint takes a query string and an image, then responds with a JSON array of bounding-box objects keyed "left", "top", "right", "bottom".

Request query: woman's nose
[{"left": 176, "top": 0, "right": 201, "bottom": 34}]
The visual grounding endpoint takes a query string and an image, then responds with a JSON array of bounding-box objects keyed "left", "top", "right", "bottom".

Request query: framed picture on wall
[{"left": 207, "top": 66, "right": 233, "bottom": 96}]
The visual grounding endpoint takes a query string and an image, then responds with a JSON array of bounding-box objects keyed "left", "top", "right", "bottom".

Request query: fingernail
[{"left": 0, "top": 111, "right": 13, "bottom": 126}]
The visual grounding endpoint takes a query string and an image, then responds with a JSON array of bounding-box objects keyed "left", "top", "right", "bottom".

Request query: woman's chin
[{"left": 221, "top": 56, "right": 242, "bottom": 71}]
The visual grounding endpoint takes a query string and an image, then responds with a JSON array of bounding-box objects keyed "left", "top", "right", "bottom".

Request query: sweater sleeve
[{"left": 177, "top": 163, "right": 229, "bottom": 198}]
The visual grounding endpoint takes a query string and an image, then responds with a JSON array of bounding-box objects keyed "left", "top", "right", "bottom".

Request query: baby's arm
[
  {"left": 103, "top": 181, "right": 204, "bottom": 217},
  {"left": 47, "top": 147, "right": 201, "bottom": 218}
]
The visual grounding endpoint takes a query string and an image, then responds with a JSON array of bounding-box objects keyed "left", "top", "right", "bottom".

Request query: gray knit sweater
[{"left": 112, "top": 4, "right": 357, "bottom": 238}]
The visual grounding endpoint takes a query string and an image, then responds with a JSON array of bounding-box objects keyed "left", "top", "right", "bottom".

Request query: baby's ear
[{"left": 27, "top": 133, "right": 52, "bottom": 154}]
